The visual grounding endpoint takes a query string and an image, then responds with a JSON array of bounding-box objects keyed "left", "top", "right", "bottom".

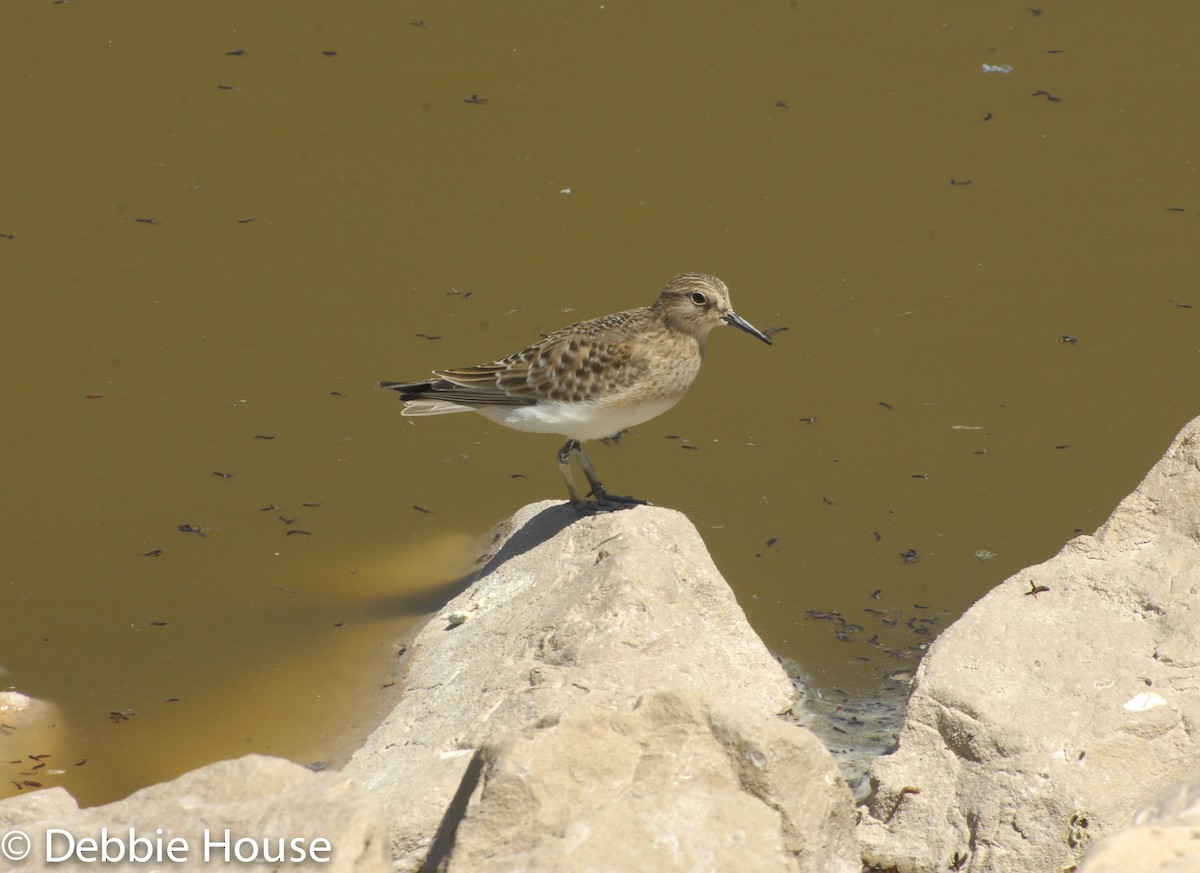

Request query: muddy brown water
[{"left": 2, "top": 3, "right": 1196, "bottom": 804}]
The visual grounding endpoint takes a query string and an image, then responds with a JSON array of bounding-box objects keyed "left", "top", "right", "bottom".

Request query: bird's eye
[{"left": 689, "top": 291, "right": 707, "bottom": 306}]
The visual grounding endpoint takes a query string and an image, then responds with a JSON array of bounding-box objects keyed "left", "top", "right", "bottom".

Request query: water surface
[{"left": 2, "top": 2, "right": 1196, "bottom": 804}]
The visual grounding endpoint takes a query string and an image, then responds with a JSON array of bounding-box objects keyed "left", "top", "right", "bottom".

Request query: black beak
[{"left": 725, "top": 311, "right": 772, "bottom": 345}]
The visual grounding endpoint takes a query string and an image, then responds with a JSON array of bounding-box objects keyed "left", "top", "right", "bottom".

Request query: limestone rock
[
  {"left": 437, "top": 690, "right": 857, "bottom": 873},
  {"left": 0, "top": 501, "right": 856, "bottom": 872},
  {"left": 344, "top": 501, "right": 840, "bottom": 871},
  {"left": 1078, "top": 765, "right": 1200, "bottom": 872},
  {"left": 0, "top": 755, "right": 388, "bottom": 873},
  {"left": 857, "top": 415, "right": 1200, "bottom": 873}
]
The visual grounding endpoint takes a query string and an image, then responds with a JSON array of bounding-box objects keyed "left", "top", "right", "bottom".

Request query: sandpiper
[{"left": 380, "top": 272, "right": 772, "bottom": 513}]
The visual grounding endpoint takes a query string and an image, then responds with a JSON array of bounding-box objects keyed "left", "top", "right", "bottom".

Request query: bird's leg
[
  {"left": 556, "top": 440, "right": 587, "bottom": 507},
  {"left": 557, "top": 440, "right": 647, "bottom": 513},
  {"left": 573, "top": 443, "right": 612, "bottom": 500}
]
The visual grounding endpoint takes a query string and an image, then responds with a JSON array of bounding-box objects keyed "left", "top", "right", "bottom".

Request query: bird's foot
[
  {"left": 571, "top": 496, "right": 648, "bottom": 515},
  {"left": 570, "top": 486, "right": 649, "bottom": 515}
]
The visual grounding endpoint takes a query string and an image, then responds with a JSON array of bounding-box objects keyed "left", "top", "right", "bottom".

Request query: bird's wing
[{"left": 434, "top": 333, "right": 649, "bottom": 406}]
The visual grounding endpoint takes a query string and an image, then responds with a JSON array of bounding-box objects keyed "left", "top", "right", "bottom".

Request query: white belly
[{"left": 476, "top": 395, "right": 684, "bottom": 441}]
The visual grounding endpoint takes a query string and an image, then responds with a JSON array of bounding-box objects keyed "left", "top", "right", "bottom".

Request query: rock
[
  {"left": 1077, "top": 766, "right": 1200, "bottom": 872},
  {"left": 0, "top": 500, "right": 857, "bottom": 872},
  {"left": 344, "top": 500, "right": 855, "bottom": 872},
  {"left": 439, "top": 690, "right": 857, "bottom": 873},
  {"left": 0, "top": 754, "right": 388, "bottom": 873},
  {"left": 0, "top": 784, "right": 78, "bottom": 825},
  {"left": 857, "top": 415, "right": 1200, "bottom": 873}
]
